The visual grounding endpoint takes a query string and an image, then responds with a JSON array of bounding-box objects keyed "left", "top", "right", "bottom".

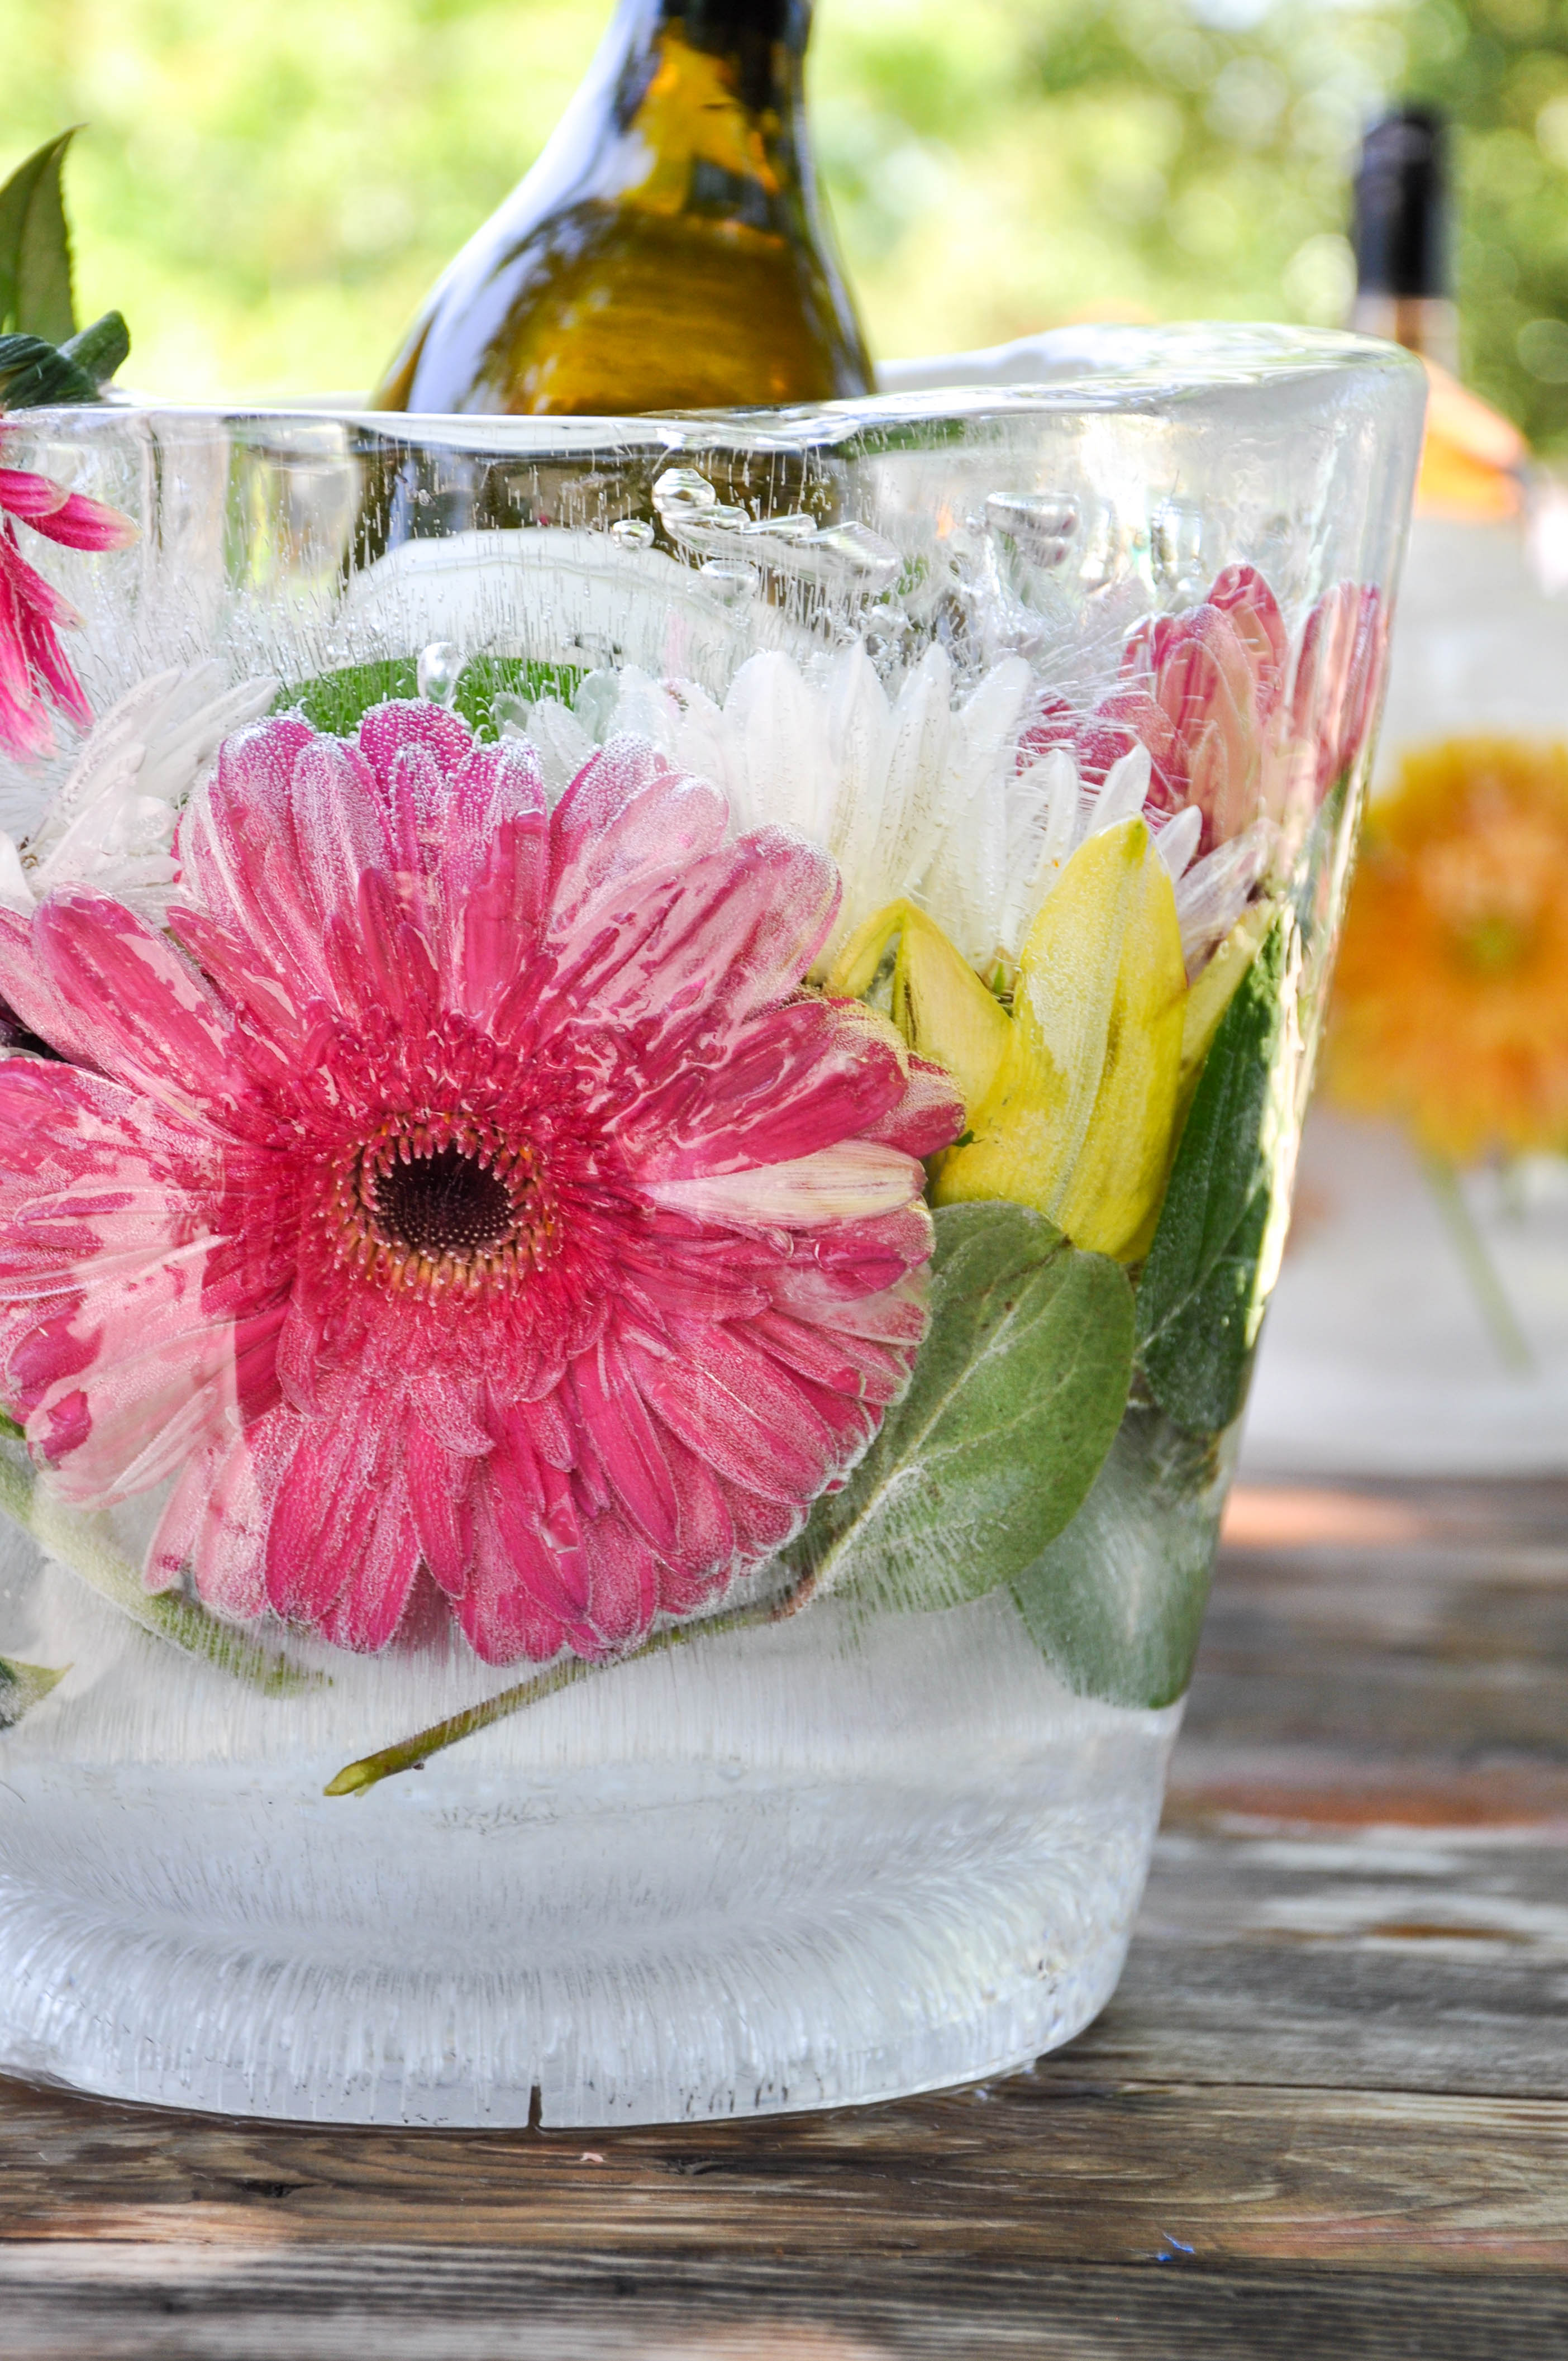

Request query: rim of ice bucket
[{"left": 10, "top": 323, "right": 1424, "bottom": 454}]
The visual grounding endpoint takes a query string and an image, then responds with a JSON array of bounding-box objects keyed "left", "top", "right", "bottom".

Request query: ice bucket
[{"left": 0, "top": 326, "right": 1423, "bottom": 2124}]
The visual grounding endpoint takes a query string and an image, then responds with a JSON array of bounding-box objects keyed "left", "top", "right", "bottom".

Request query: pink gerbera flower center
[{"left": 333, "top": 1118, "right": 552, "bottom": 1297}]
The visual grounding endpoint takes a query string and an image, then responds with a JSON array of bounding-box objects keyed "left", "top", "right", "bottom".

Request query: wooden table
[{"left": 2, "top": 1476, "right": 1565, "bottom": 2358}]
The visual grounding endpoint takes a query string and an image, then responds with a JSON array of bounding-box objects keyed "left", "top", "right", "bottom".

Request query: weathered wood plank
[
  {"left": 2, "top": 2072, "right": 1564, "bottom": 2272},
  {"left": 3, "top": 2247, "right": 1568, "bottom": 2361}
]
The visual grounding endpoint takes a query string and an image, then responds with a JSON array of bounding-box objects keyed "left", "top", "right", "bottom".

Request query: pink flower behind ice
[
  {"left": 1019, "top": 565, "right": 1387, "bottom": 855},
  {"left": 0, "top": 702, "right": 961, "bottom": 1664},
  {"left": 1290, "top": 579, "right": 1389, "bottom": 801},
  {"left": 0, "top": 440, "right": 136, "bottom": 761}
]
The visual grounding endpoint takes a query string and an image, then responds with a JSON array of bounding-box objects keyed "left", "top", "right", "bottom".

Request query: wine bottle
[
  {"left": 375, "top": 0, "right": 873, "bottom": 416},
  {"left": 1350, "top": 104, "right": 1524, "bottom": 519},
  {"left": 1351, "top": 105, "right": 1459, "bottom": 373}
]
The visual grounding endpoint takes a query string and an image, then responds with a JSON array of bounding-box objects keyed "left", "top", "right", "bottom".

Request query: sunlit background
[{"left": 3, "top": 0, "right": 1567, "bottom": 445}]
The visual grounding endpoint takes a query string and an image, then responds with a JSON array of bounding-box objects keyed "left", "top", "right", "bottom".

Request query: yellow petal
[
  {"left": 936, "top": 818, "right": 1187, "bottom": 1259},
  {"left": 822, "top": 901, "right": 905, "bottom": 1003},
  {"left": 892, "top": 906, "right": 1012, "bottom": 1113},
  {"left": 1180, "top": 898, "right": 1278, "bottom": 1092},
  {"left": 823, "top": 898, "right": 1012, "bottom": 1116}
]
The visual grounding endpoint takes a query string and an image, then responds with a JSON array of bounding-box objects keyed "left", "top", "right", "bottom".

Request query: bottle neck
[
  {"left": 664, "top": 0, "right": 809, "bottom": 113},
  {"left": 581, "top": 0, "right": 813, "bottom": 222}
]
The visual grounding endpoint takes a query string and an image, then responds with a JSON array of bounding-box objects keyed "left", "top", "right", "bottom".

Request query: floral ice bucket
[{"left": 0, "top": 329, "right": 1422, "bottom": 2125}]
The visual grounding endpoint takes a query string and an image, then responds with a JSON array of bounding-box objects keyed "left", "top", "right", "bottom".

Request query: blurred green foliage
[{"left": 3, "top": 0, "right": 1568, "bottom": 449}]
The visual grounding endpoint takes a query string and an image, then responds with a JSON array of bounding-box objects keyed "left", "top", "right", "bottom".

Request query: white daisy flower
[
  {"left": 522, "top": 642, "right": 1272, "bottom": 982},
  {"left": 6, "top": 664, "right": 279, "bottom": 920}
]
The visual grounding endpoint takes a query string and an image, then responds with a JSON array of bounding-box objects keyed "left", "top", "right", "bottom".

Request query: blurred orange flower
[{"left": 1328, "top": 735, "right": 1568, "bottom": 1161}]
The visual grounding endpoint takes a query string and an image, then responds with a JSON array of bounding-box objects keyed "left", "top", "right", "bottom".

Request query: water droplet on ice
[
  {"left": 611, "top": 516, "right": 655, "bottom": 549},
  {"left": 417, "top": 641, "right": 464, "bottom": 707},
  {"left": 699, "top": 559, "right": 758, "bottom": 609}
]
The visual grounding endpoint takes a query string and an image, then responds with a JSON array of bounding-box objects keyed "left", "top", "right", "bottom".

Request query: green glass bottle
[{"left": 375, "top": 0, "right": 872, "bottom": 415}]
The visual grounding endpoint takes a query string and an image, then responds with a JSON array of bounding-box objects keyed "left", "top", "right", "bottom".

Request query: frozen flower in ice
[
  {"left": 533, "top": 647, "right": 1066, "bottom": 973},
  {"left": 1022, "top": 566, "right": 1388, "bottom": 859},
  {"left": 0, "top": 445, "right": 136, "bottom": 763},
  {"left": 4, "top": 663, "right": 278, "bottom": 921},
  {"left": 1290, "top": 580, "right": 1388, "bottom": 803},
  {"left": 0, "top": 703, "right": 960, "bottom": 1663}
]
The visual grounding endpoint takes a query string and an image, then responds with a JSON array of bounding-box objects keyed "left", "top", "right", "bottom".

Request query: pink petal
[
  {"left": 546, "top": 828, "right": 839, "bottom": 1046},
  {"left": 549, "top": 741, "right": 727, "bottom": 927},
  {"left": 579, "top": 1508, "right": 659, "bottom": 1649},
  {"left": 628, "top": 999, "right": 911, "bottom": 1181},
  {"left": 23, "top": 487, "right": 137, "bottom": 553},
  {"left": 316, "top": 1466, "right": 422, "bottom": 1653},
  {"left": 630, "top": 1327, "right": 838, "bottom": 1502},
  {"left": 356, "top": 696, "right": 473, "bottom": 786},
  {"left": 30, "top": 888, "right": 247, "bottom": 1126},
  {"left": 570, "top": 1331, "right": 681, "bottom": 1559}
]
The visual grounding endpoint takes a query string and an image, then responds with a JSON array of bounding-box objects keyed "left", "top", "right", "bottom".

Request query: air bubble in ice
[
  {"left": 652, "top": 468, "right": 719, "bottom": 516},
  {"left": 1150, "top": 501, "right": 1207, "bottom": 596},
  {"left": 741, "top": 510, "right": 816, "bottom": 542},
  {"left": 417, "top": 641, "right": 464, "bottom": 707},
  {"left": 806, "top": 522, "right": 903, "bottom": 589},
  {"left": 985, "top": 493, "right": 1079, "bottom": 570},
  {"left": 699, "top": 559, "right": 759, "bottom": 608},
  {"left": 611, "top": 517, "right": 656, "bottom": 549}
]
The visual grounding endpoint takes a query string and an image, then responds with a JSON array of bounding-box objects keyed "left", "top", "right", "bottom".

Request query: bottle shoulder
[{"left": 384, "top": 198, "right": 870, "bottom": 415}]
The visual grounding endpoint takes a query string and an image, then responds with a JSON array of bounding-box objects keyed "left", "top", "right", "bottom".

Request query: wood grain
[{"left": 3, "top": 1475, "right": 1567, "bottom": 2356}]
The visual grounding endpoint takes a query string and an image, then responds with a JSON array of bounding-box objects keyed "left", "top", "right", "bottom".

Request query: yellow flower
[
  {"left": 835, "top": 824, "right": 1193, "bottom": 1260},
  {"left": 1327, "top": 736, "right": 1568, "bottom": 1160},
  {"left": 937, "top": 819, "right": 1187, "bottom": 1258}
]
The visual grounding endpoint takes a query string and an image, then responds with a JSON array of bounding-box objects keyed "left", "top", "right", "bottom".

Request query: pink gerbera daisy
[
  {"left": 0, "top": 702, "right": 961, "bottom": 1662},
  {"left": 0, "top": 442, "right": 136, "bottom": 760}
]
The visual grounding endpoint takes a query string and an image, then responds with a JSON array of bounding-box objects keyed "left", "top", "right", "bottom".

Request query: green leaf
[
  {"left": 0, "top": 331, "right": 99, "bottom": 410},
  {"left": 1010, "top": 1405, "right": 1236, "bottom": 1709},
  {"left": 60, "top": 308, "right": 130, "bottom": 388},
  {"left": 274, "top": 655, "right": 585, "bottom": 740},
  {"left": 1136, "top": 910, "right": 1301, "bottom": 1435},
  {"left": 278, "top": 656, "right": 419, "bottom": 735},
  {"left": 0, "top": 1653, "right": 66, "bottom": 1730},
  {"left": 0, "top": 130, "right": 78, "bottom": 343},
  {"left": 784, "top": 1199, "right": 1135, "bottom": 1613}
]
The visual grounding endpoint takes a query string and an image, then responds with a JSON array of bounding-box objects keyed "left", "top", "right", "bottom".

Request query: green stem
[
  {"left": 325, "top": 1583, "right": 817, "bottom": 1798},
  {"left": 1421, "top": 1152, "right": 1534, "bottom": 1376},
  {"left": 0, "top": 1443, "right": 322, "bottom": 1696}
]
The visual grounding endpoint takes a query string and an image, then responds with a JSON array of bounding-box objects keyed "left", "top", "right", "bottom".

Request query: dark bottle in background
[
  {"left": 1351, "top": 104, "right": 1459, "bottom": 373},
  {"left": 374, "top": 0, "right": 873, "bottom": 416}
]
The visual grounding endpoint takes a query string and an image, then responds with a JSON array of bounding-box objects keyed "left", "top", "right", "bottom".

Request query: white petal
[
  {"left": 1175, "top": 819, "right": 1276, "bottom": 974},
  {"left": 0, "top": 832, "right": 34, "bottom": 911},
  {"left": 646, "top": 1139, "right": 923, "bottom": 1228},
  {"left": 922, "top": 656, "right": 1031, "bottom": 961},
  {"left": 1155, "top": 804, "right": 1203, "bottom": 880},
  {"left": 525, "top": 698, "right": 597, "bottom": 801},
  {"left": 1089, "top": 741, "right": 1152, "bottom": 834},
  {"left": 1000, "top": 749, "right": 1085, "bottom": 951},
  {"left": 670, "top": 679, "right": 744, "bottom": 813},
  {"left": 603, "top": 664, "right": 680, "bottom": 754},
  {"left": 876, "top": 644, "right": 954, "bottom": 897},
  {"left": 724, "top": 649, "right": 832, "bottom": 840}
]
